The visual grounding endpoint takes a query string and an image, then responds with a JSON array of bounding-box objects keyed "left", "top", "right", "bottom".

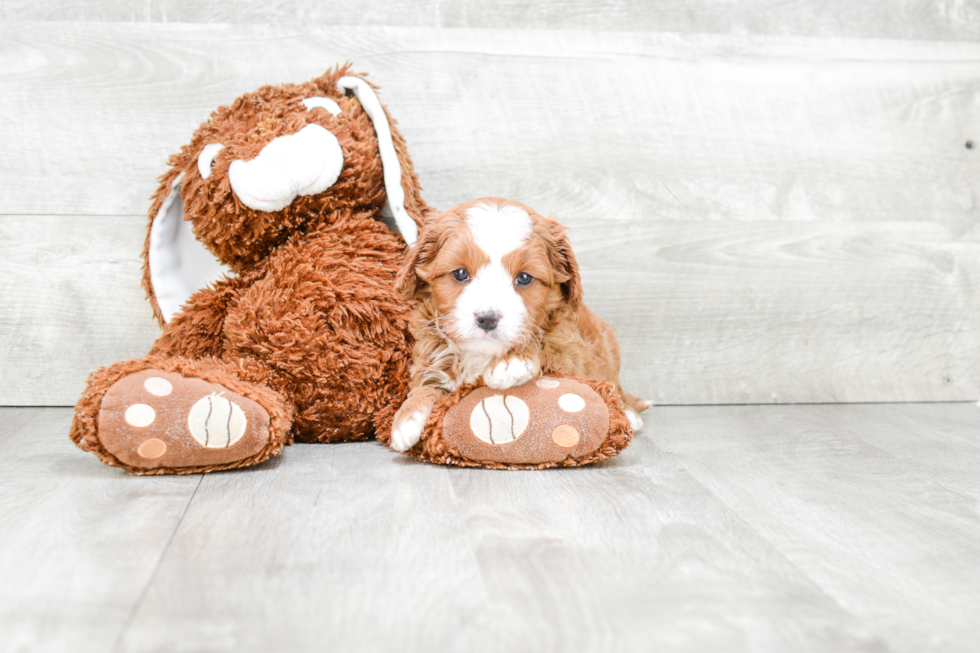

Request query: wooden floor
[{"left": 1, "top": 404, "right": 977, "bottom": 652}]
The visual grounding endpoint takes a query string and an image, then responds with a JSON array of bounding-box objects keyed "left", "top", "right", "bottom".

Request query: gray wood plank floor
[{"left": 2, "top": 404, "right": 977, "bottom": 652}]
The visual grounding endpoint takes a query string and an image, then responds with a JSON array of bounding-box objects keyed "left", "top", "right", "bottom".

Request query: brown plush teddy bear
[
  {"left": 70, "top": 65, "right": 432, "bottom": 474},
  {"left": 70, "top": 65, "right": 634, "bottom": 475}
]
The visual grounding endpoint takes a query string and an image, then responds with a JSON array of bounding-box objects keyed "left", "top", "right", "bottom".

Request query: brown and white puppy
[{"left": 390, "top": 197, "right": 649, "bottom": 452}]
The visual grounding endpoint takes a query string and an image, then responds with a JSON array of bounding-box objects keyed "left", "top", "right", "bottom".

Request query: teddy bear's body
[{"left": 150, "top": 217, "right": 413, "bottom": 443}]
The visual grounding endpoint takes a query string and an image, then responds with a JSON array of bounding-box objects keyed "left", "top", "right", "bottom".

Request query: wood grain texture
[
  {"left": 5, "top": 215, "right": 977, "bottom": 404},
  {"left": 118, "top": 438, "right": 488, "bottom": 652},
  {"left": 652, "top": 402, "right": 980, "bottom": 653},
  {"left": 1, "top": 23, "right": 979, "bottom": 405},
  {"left": 441, "top": 444, "right": 884, "bottom": 651},
  {"left": 572, "top": 219, "right": 980, "bottom": 404},
  {"left": 1, "top": 24, "right": 977, "bottom": 221},
  {"left": 0, "top": 407, "right": 202, "bottom": 653},
  {"left": 3, "top": 1, "right": 979, "bottom": 42},
  {"left": 124, "top": 435, "right": 886, "bottom": 652},
  {"left": 0, "top": 214, "right": 161, "bottom": 405},
  {"left": 3, "top": 404, "right": 979, "bottom": 652},
  {"left": 837, "top": 403, "right": 980, "bottom": 502}
]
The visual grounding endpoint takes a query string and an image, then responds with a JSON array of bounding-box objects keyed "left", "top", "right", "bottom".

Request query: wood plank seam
[{"left": 112, "top": 475, "right": 204, "bottom": 653}]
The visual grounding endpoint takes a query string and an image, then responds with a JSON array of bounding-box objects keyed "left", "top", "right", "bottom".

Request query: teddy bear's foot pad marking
[
  {"left": 98, "top": 369, "right": 271, "bottom": 470},
  {"left": 442, "top": 377, "right": 610, "bottom": 465}
]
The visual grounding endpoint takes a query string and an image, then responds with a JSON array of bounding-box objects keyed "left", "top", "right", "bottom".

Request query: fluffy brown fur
[
  {"left": 71, "top": 65, "right": 431, "bottom": 474},
  {"left": 388, "top": 198, "right": 648, "bottom": 454},
  {"left": 70, "top": 355, "right": 293, "bottom": 475},
  {"left": 141, "top": 65, "right": 431, "bottom": 323}
]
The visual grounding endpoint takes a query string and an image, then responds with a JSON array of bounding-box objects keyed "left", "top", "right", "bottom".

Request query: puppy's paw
[
  {"left": 484, "top": 357, "right": 539, "bottom": 390},
  {"left": 389, "top": 387, "right": 445, "bottom": 453},
  {"left": 390, "top": 409, "right": 429, "bottom": 452},
  {"left": 625, "top": 408, "right": 644, "bottom": 433}
]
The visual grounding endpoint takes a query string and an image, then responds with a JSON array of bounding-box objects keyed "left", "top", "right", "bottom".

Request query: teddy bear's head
[{"left": 142, "top": 64, "right": 429, "bottom": 324}]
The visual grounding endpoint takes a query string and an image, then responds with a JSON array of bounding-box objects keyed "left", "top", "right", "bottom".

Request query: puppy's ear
[
  {"left": 544, "top": 218, "right": 583, "bottom": 308},
  {"left": 395, "top": 218, "right": 441, "bottom": 301}
]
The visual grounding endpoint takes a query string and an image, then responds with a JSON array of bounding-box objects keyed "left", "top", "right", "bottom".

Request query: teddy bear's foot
[
  {"left": 96, "top": 369, "right": 278, "bottom": 473},
  {"left": 439, "top": 376, "right": 629, "bottom": 468}
]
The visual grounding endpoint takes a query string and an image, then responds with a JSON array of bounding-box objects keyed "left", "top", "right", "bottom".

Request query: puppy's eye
[
  {"left": 452, "top": 269, "right": 470, "bottom": 282},
  {"left": 515, "top": 272, "right": 533, "bottom": 287}
]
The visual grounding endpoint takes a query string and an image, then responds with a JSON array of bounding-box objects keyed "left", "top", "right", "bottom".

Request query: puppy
[{"left": 390, "top": 198, "right": 649, "bottom": 452}]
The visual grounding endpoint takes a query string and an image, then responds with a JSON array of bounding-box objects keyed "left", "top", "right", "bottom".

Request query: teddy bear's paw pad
[
  {"left": 97, "top": 370, "right": 271, "bottom": 470},
  {"left": 442, "top": 377, "right": 610, "bottom": 466}
]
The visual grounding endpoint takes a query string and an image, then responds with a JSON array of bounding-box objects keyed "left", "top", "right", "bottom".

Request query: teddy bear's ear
[
  {"left": 141, "top": 170, "right": 231, "bottom": 325},
  {"left": 337, "top": 75, "right": 430, "bottom": 246}
]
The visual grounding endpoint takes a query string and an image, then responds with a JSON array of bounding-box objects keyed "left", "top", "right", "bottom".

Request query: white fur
[
  {"left": 452, "top": 204, "right": 533, "bottom": 349},
  {"left": 390, "top": 408, "right": 429, "bottom": 452},
  {"left": 228, "top": 124, "right": 344, "bottom": 213},
  {"left": 453, "top": 263, "right": 529, "bottom": 347},
  {"left": 465, "top": 203, "right": 533, "bottom": 260},
  {"left": 419, "top": 339, "right": 508, "bottom": 392},
  {"left": 626, "top": 408, "right": 644, "bottom": 432},
  {"left": 484, "top": 357, "right": 539, "bottom": 390}
]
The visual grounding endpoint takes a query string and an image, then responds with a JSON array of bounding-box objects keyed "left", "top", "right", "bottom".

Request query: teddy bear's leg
[
  {"left": 71, "top": 355, "right": 293, "bottom": 475},
  {"left": 375, "top": 376, "right": 634, "bottom": 469}
]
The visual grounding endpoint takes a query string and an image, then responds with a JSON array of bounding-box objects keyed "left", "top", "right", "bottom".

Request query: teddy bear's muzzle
[{"left": 228, "top": 124, "right": 344, "bottom": 213}]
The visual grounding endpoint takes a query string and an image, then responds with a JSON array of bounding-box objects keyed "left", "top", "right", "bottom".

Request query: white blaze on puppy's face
[{"left": 452, "top": 204, "right": 533, "bottom": 351}]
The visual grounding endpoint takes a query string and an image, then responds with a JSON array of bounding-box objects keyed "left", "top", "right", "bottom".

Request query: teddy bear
[
  {"left": 70, "top": 65, "right": 634, "bottom": 475},
  {"left": 70, "top": 65, "right": 432, "bottom": 474}
]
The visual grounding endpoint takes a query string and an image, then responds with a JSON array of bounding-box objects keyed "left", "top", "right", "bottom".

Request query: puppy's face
[{"left": 398, "top": 199, "right": 582, "bottom": 356}]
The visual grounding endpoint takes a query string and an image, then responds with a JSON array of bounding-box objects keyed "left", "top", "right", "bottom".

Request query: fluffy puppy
[{"left": 389, "top": 197, "right": 649, "bottom": 452}]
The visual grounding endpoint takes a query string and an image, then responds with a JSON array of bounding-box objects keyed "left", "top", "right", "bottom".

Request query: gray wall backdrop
[{"left": 1, "top": 2, "right": 979, "bottom": 405}]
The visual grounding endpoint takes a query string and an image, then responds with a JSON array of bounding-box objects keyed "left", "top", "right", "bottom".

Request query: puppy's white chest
[{"left": 455, "top": 350, "right": 496, "bottom": 389}]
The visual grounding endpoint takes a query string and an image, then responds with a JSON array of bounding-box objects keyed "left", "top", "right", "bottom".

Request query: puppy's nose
[{"left": 476, "top": 311, "right": 500, "bottom": 332}]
